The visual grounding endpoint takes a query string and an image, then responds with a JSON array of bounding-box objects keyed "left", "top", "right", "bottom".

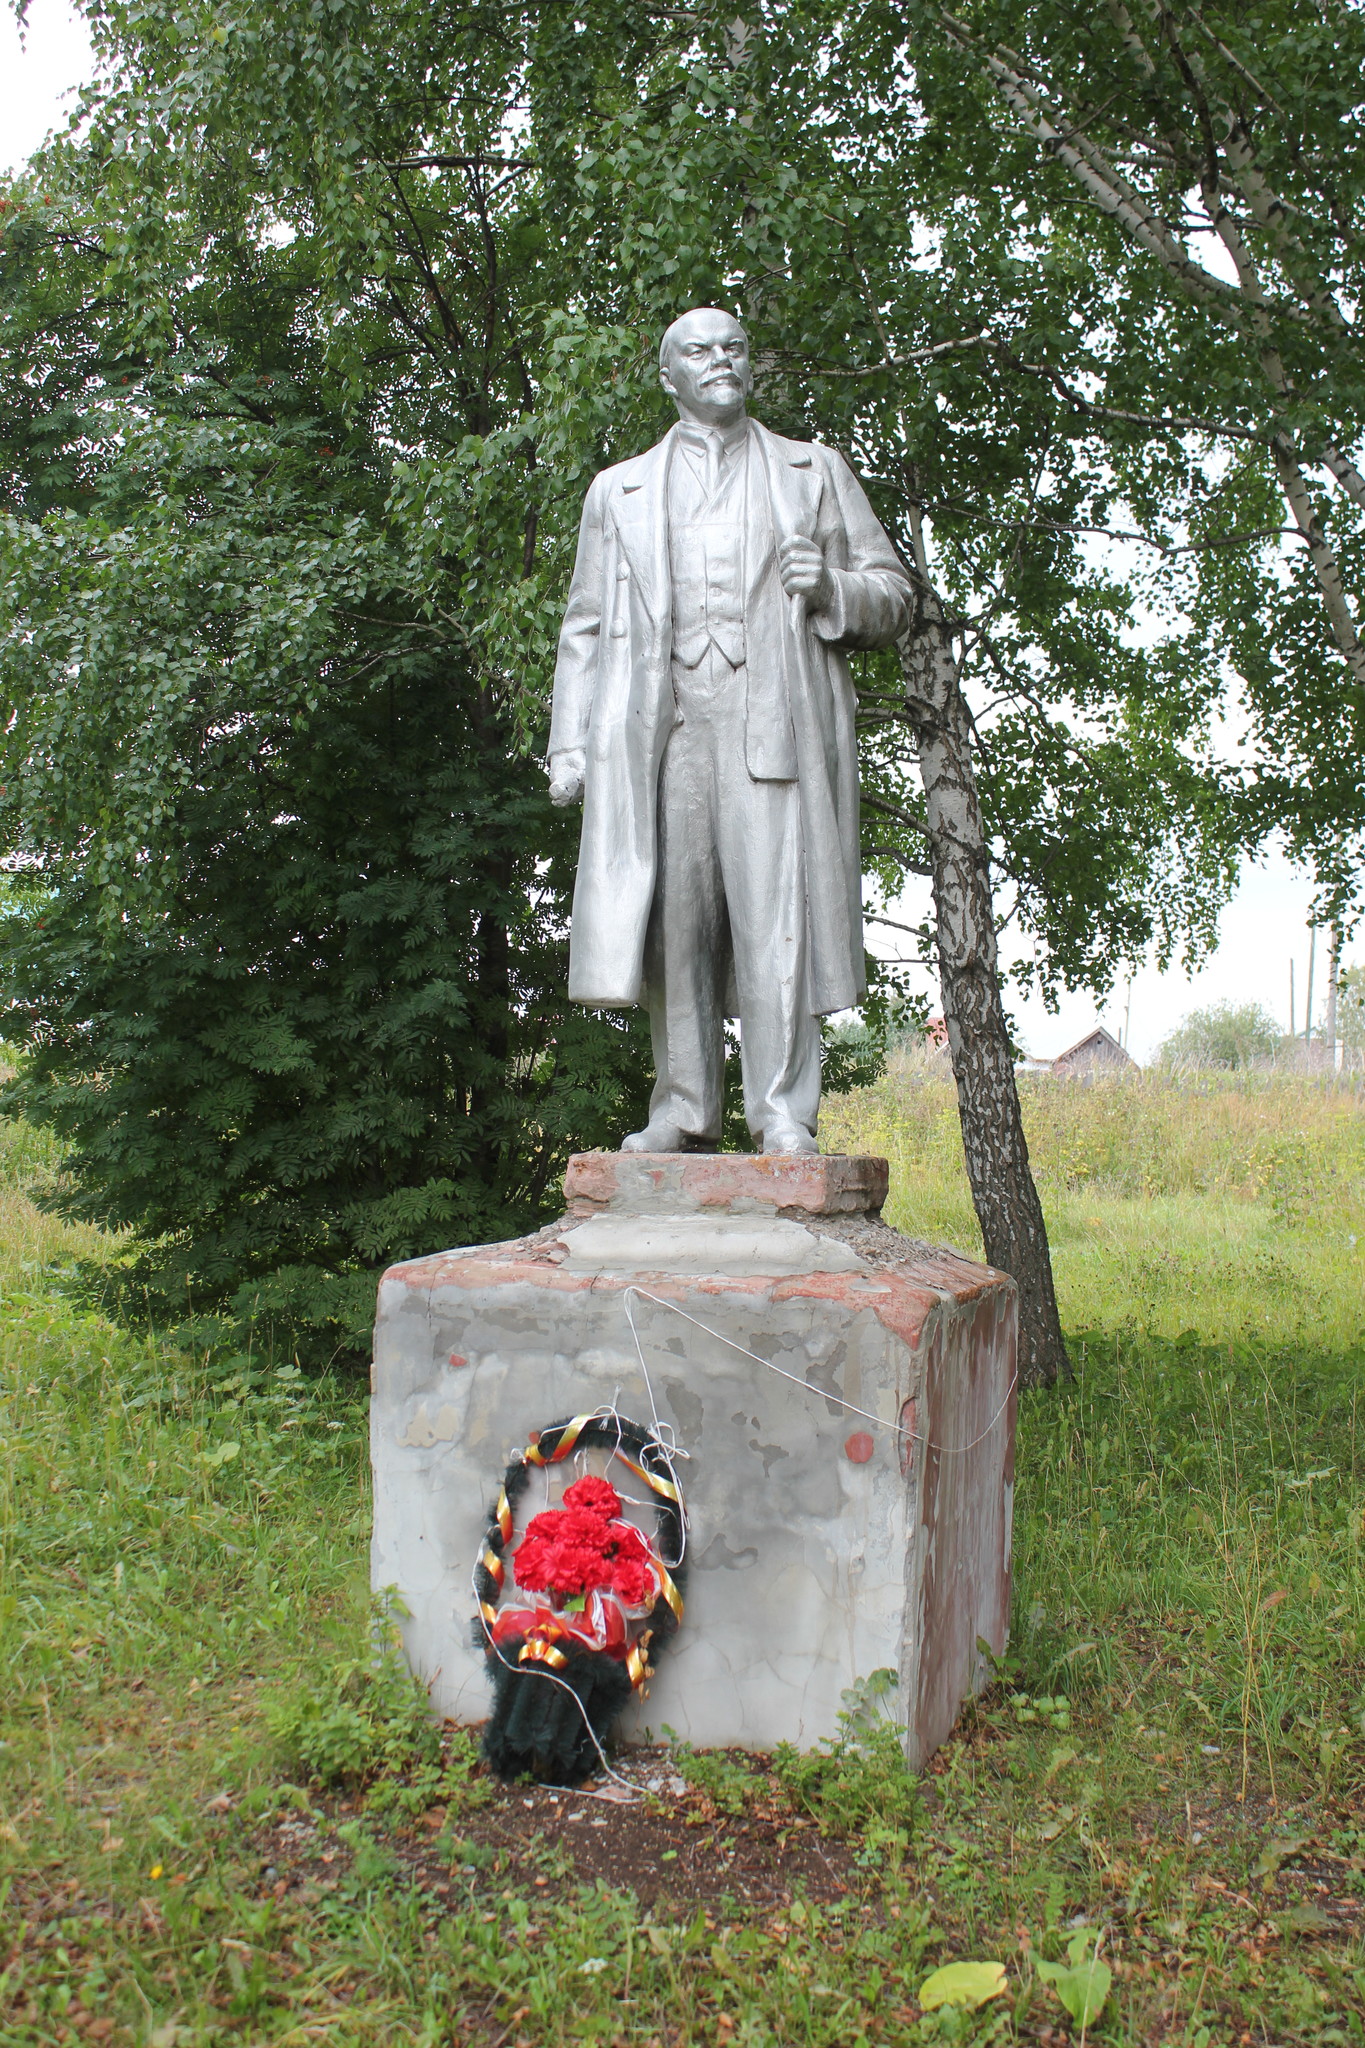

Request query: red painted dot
[
  {"left": 845, "top": 1431, "right": 875, "bottom": 1464},
  {"left": 448, "top": 1352, "right": 467, "bottom": 1369}
]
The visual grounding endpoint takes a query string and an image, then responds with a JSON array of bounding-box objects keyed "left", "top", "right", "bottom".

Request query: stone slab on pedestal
[
  {"left": 563, "top": 1149, "right": 890, "bottom": 1217},
  {"left": 370, "top": 1153, "right": 1017, "bottom": 1766}
]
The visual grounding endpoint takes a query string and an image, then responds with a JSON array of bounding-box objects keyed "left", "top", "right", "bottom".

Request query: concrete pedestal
[{"left": 370, "top": 1153, "right": 1017, "bottom": 1765}]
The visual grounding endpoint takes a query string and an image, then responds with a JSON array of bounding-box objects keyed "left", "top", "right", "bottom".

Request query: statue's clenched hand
[
  {"left": 778, "top": 535, "right": 833, "bottom": 609},
  {"left": 548, "top": 750, "right": 586, "bottom": 806}
]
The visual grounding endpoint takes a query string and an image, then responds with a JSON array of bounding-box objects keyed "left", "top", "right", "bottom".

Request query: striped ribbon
[
  {"left": 615, "top": 1450, "right": 682, "bottom": 1506},
  {"left": 655, "top": 1563, "right": 684, "bottom": 1623},
  {"left": 523, "top": 1414, "right": 592, "bottom": 1466},
  {"left": 524, "top": 1416, "right": 681, "bottom": 1506}
]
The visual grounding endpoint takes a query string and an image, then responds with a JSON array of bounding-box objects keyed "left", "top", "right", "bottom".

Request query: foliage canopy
[{"left": 7, "top": 0, "right": 1356, "bottom": 1353}]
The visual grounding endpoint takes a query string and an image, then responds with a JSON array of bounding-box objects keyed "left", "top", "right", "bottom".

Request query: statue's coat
[{"left": 549, "top": 420, "right": 912, "bottom": 1015}]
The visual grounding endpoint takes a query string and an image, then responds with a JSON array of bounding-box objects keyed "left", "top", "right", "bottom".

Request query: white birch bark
[{"left": 898, "top": 576, "right": 1070, "bottom": 1387}]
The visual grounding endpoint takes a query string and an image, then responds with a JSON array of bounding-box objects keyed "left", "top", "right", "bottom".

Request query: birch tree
[{"left": 900, "top": 0, "right": 1365, "bottom": 911}]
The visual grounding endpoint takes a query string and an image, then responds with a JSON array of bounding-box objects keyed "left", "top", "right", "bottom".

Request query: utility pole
[
  {"left": 1327, "top": 926, "right": 1342, "bottom": 1073},
  {"left": 1290, "top": 958, "right": 1296, "bottom": 1040},
  {"left": 1305, "top": 927, "right": 1316, "bottom": 1054}
]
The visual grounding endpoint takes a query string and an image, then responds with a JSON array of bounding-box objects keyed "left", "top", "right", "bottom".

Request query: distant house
[{"left": 1051, "top": 1025, "right": 1139, "bottom": 1077}]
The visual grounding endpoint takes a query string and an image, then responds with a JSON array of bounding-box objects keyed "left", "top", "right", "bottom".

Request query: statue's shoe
[
  {"left": 620, "top": 1120, "right": 712, "bottom": 1153},
  {"left": 762, "top": 1120, "right": 819, "bottom": 1156}
]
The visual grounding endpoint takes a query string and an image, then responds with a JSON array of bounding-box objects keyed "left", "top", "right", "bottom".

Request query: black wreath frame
[{"left": 473, "top": 1414, "right": 687, "bottom": 1784}]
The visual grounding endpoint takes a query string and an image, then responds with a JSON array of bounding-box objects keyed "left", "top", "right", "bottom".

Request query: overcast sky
[
  {"left": 1, "top": 0, "right": 92, "bottom": 167},
  {"left": 878, "top": 848, "right": 1321, "bottom": 1065},
  {"left": 2, "top": 0, "right": 1340, "bottom": 1062}
]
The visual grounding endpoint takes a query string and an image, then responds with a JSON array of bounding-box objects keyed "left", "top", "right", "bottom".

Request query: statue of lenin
[{"left": 547, "top": 308, "right": 912, "bottom": 1155}]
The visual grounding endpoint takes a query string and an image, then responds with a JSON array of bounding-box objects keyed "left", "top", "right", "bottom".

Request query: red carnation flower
[
  {"left": 606, "top": 1523, "right": 655, "bottom": 1601},
  {"left": 510, "top": 1474, "right": 661, "bottom": 1606},
  {"left": 609, "top": 1552, "right": 656, "bottom": 1607},
  {"left": 511, "top": 1511, "right": 588, "bottom": 1593},
  {"left": 605, "top": 1520, "right": 650, "bottom": 1565},
  {"left": 512, "top": 1506, "right": 610, "bottom": 1595},
  {"left": 562, "top": 1474, "right": 621, "bottom": 1518},
  {"left": 559, "top": 1504, "right": 617, "bottom": 1552}
]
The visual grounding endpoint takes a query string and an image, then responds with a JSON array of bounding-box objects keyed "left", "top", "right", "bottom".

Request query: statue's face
[{"left": 659, "top": 309, "right": 752, "bottom": 423}]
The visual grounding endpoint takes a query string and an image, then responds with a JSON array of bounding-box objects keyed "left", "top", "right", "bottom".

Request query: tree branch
[
  {"left": 864, "top": 845, "right": 933, "bottom": 876},
  {"left": 861, "top": 794, "right": 931, "bottom": 838},
  {"left": 375, "top": 154, "right": 535, "bottom": 173},
  {"left": 936, "top": 6, "right": 1250, "bottom": 324}
]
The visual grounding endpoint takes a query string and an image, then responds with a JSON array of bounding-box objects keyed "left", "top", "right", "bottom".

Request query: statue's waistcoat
[{"left": 665, "top": 434, "right": 796, "bottom": 781}]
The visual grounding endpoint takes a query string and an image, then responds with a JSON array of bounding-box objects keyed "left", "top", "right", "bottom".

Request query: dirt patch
[{"left": 256, "top": 1743, "right": 861, "bottom": 1912}]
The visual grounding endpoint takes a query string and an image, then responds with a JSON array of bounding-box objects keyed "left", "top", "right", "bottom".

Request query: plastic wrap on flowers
[{"left": 472, "top": 1414, "right": 686, "bottom": 1784}]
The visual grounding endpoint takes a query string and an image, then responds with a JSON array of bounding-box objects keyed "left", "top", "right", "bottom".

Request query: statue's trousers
[{"left": 642, "top": 643, "right": 821, "bottom": 1143}]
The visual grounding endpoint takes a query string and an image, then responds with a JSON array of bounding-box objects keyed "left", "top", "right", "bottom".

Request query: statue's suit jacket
[{"left": 549, "top": 420, "right": 912, "bottom": 1014}]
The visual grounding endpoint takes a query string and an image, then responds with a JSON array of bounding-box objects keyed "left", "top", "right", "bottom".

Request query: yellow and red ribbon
[
  {"left": 525, "top": 1419, "right": 682, "bottom": 1507},
  {"left": 524, "top": 1414, "right": 592, "bottom": 1467}
]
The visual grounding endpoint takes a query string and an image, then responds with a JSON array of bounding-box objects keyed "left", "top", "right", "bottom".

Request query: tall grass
[
  {"left": 830, "top": 1056, "right": 1365, "bottom": 1805},
  {"left": 825, "top": 1052, "right": 1365, "bottom": 1346},
  {"left": 0, "top": 1114, "right": 369, "bottom": 1894}
]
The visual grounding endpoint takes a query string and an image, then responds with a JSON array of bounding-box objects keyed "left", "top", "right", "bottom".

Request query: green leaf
[
  {"left": 1036, "top": 1955, "right": 1113, "bottom": 2026},
  {"left": 1277, "top": 1902, "right": 1333, "bottom": 1934},
  {"left": 198, "top": 1441, "right": 240, "bottom": 1470},
  {"left": 1252, "top": 1832, "right": 1312, "bottom": 1884},
  {"left": 917, "top": 1960, "right": 1008, "bottom": 2010}
]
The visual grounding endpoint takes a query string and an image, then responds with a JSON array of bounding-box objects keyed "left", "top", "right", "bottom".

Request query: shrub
[{"left": 1157, "top": 1001, "right": 1283, "bottom": 1070}]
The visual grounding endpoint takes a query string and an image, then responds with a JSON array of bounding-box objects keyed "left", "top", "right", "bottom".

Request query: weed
[
  {"left": 1005, "top": 1693, "right": 1073, "bottom": 1732},
  {"left": 265, "top": 1598, "right": 440, "bottom": 1787},
  {"left": 839, "top": 1664, "right": 901, "bottom": 1733},
  {"left": 1032, "top": 1923, "right": 1112, "bottom": 2028},
  {"left": 664, "top": 1728, "right": 756, "bottom": 1814},
  {"left": 364, "top": 1725, "right": 496, "bottom": 1821},
  {"left": 773, "top": 1719, "right": 920, "bottom": 1850}
]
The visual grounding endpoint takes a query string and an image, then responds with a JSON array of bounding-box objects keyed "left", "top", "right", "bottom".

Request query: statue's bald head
[
  {"left": 658, "top": 306, "right": 748, "bottom": 369},
  {"left": 658, "top": 307, "right": 753, "bottom": 426}
]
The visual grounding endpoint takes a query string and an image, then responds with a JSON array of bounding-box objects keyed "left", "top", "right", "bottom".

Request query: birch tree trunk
[{"left": 898, "top": 578, "right": 1070, "bottom": 1387}]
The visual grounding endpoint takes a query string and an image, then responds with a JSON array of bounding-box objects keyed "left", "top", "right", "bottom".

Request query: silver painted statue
[{"left": 548, "top": 308, "right": 912, "bottom": 1155}]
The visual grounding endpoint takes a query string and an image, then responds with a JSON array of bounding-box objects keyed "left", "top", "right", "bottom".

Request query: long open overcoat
[{"left": 548, "top": 420, "right": 912, "bottom": 1015}]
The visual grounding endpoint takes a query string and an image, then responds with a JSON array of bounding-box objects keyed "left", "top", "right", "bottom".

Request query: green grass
[
  {"left": 3, "top": 1076, "right": 1365, "bottom": 2045},
  {"left": 825, "top": 1053, "right": 1365, "bottom": 1346}
]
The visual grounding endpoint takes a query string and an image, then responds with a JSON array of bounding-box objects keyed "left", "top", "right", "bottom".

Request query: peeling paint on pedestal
[{"left": 370, "top": 1154, "right": 1017, "bottom": 1765}]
